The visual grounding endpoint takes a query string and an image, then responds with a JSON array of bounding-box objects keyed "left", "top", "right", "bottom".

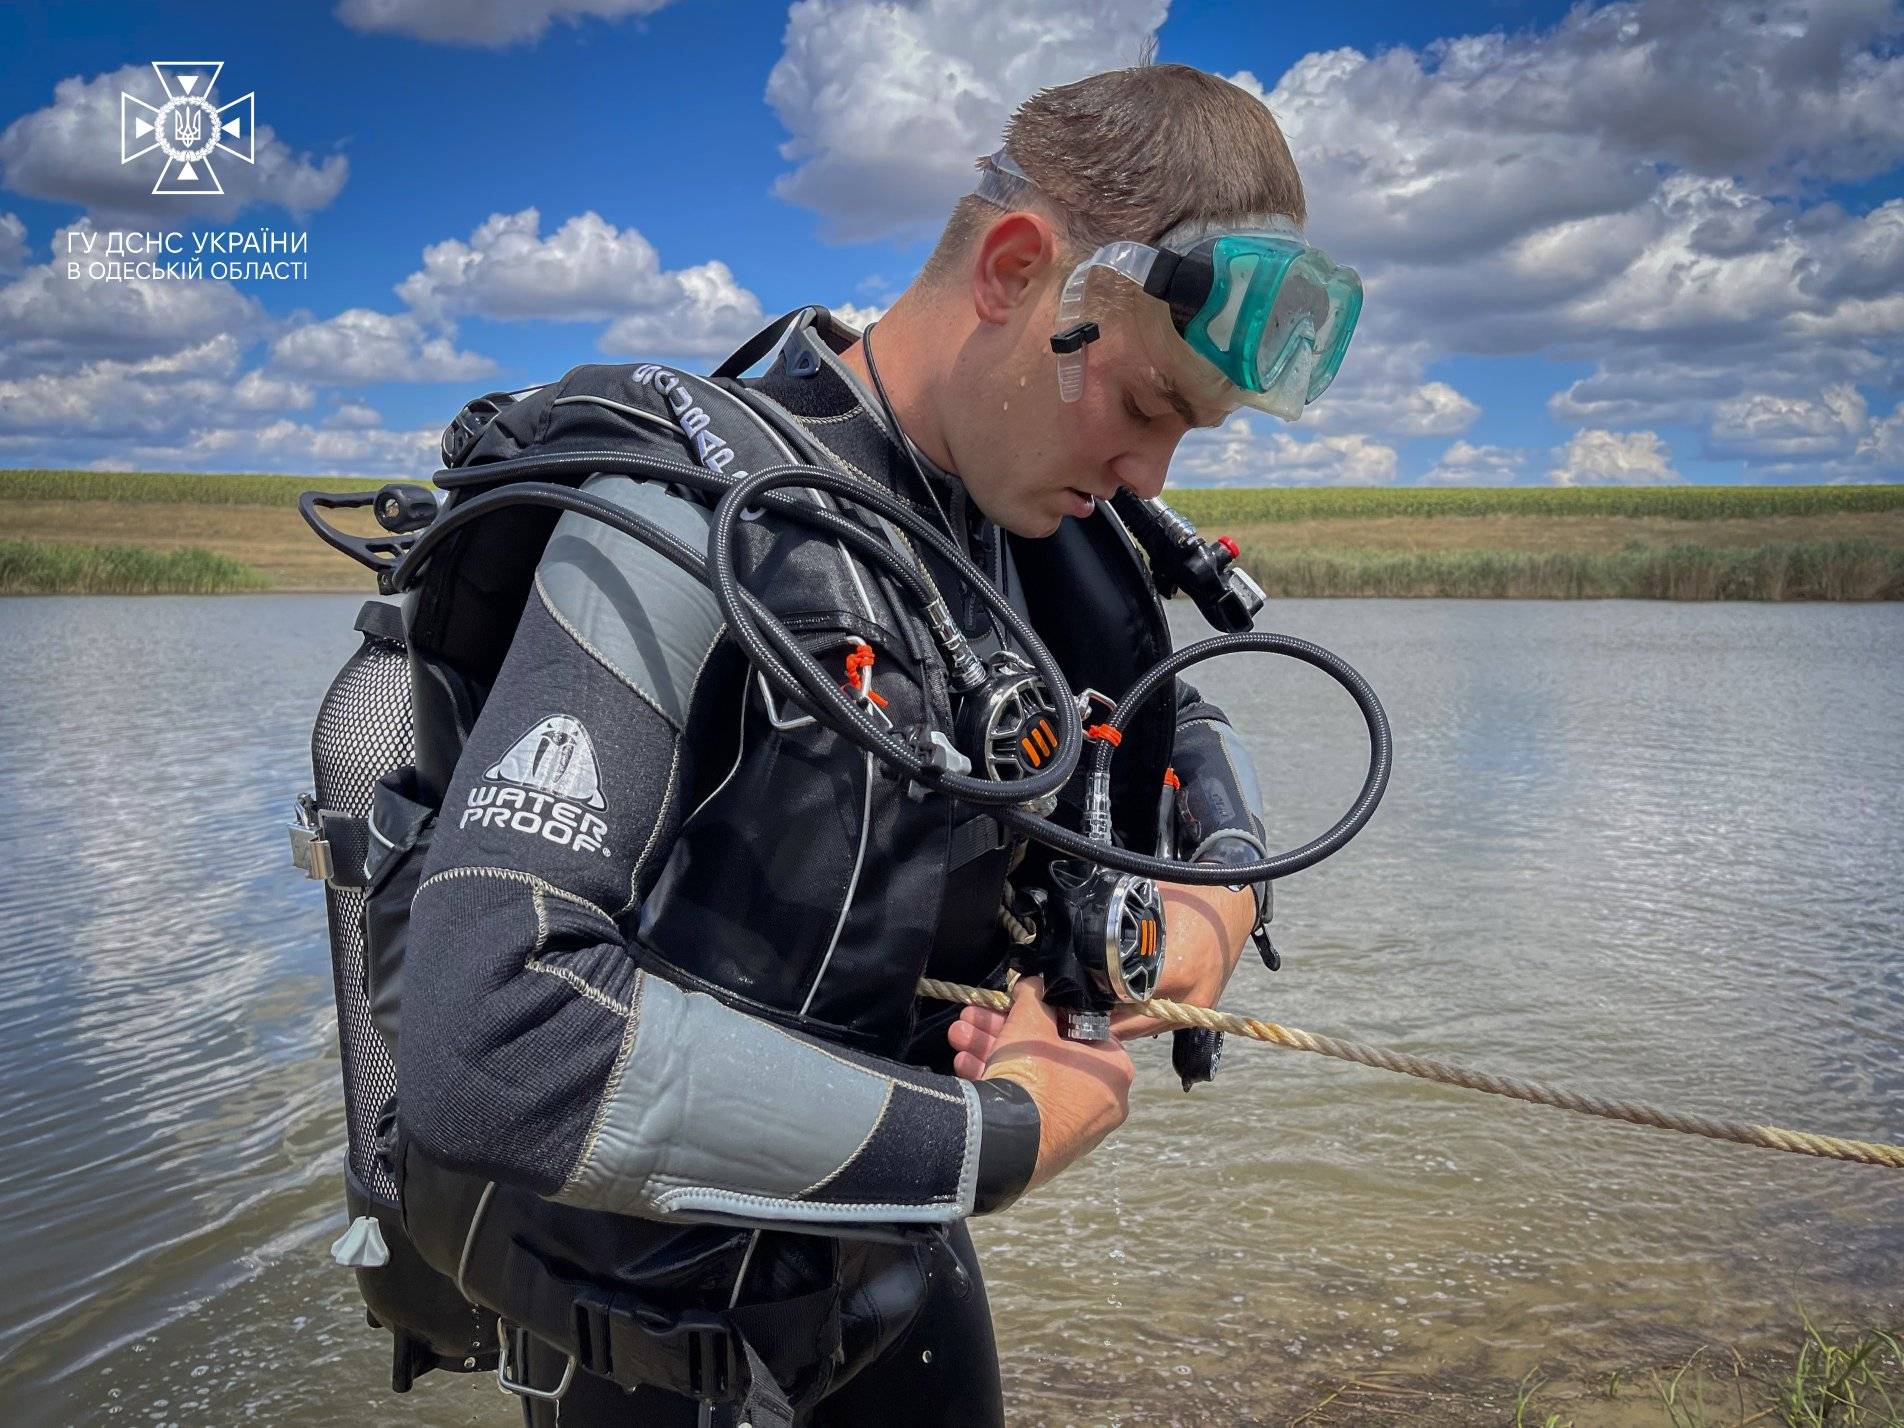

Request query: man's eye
[{"left": 1123, "top": 394, "right": 1153, "bottom": 426}]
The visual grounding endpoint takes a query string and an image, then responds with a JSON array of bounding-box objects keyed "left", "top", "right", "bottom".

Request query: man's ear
[{"left": 972, "top": 212, "right": 1061, "bottom": 327}]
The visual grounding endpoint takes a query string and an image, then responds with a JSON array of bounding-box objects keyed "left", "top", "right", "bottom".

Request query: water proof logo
[
  {"left": 485, "top": 715, "right": 608, "bottom": 810},
  {"left": 120, "top": 62, "right": 255, "bottom": 197}
]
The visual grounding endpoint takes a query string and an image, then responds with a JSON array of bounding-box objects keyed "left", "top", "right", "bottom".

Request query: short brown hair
[{"left": 922, "top": 63, "right": 1305, "bottom": 282}]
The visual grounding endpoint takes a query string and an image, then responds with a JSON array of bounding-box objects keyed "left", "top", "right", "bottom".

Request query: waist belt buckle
[{"left": 572, "top": 1289, "right": 738, "bottom": 1402}]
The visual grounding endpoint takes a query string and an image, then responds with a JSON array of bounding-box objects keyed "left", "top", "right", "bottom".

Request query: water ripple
[{"left": 1, "top": 596, "right": 1899, "bottom": 1424}]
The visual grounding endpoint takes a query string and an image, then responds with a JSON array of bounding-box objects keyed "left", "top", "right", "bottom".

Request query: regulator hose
[
  {"left": 1018, "top": 630, "right": 1394, "bottom": 884},
  {"left": 400, "top": 444, "right": 1391, "bottom": 885},
  {"left": 708, "top": 465, "right": 1085, "bottom": 808}
]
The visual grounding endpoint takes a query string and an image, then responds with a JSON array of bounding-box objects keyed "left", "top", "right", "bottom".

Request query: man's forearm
[{"left": 1112, "top": 881, "right": 1255, "bottom": 1039}]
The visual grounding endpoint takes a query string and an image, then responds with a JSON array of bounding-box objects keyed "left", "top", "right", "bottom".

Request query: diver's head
[{"left": 864, "top": 62, "right": 1347, "bottom": 539}]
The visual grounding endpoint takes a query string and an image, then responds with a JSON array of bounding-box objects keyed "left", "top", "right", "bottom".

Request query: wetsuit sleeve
[
  {"left": 398, "top": 470, "right": 1035, "bottom": 1228},
  {"left": 1170, "top": 679, "right": 1270, "bottom": 893}
]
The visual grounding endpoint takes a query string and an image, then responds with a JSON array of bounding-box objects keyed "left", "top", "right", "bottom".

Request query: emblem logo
[
  {"left": 485, "top": 715, "right": 607, "bottom": 810},
  {"left": 120, "top": 61, "right": 255, "bottom": 197}
]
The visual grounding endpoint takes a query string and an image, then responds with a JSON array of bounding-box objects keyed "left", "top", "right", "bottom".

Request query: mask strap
[{"left": 973, "top": 148, "right": 1040, "bottom": 210}]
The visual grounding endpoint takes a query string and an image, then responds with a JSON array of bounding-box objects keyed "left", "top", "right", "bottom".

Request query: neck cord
[
  {"left": 860, "top": 321, "right": 962, "bottom": 549},
  {"left": 860, "top": 321, "right": 1004, "bottom": 649}
]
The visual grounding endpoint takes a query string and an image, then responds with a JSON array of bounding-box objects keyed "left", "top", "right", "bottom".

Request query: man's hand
[
  {"left": 1108, "top": 881, "right": 1255, "bottom": 1040},
  {"left": 947, "top": 976, "right": 1133, "bottom": 1192}
]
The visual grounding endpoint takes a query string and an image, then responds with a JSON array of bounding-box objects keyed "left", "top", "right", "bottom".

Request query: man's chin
[{"left": 1019, "top": 511, "right": 1066, "bottom": 539}]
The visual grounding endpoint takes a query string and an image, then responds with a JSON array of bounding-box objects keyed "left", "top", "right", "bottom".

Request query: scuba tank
[{"left": 288, "top": 487, "right": 497, "bottom": 1392}]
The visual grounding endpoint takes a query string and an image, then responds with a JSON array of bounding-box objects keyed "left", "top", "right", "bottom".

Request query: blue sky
[{"left": 0, "top": 0, "right": 1898, "bottom": 485}]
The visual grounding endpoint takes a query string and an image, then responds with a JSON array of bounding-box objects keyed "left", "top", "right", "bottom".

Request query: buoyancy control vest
[{"left": 289, "top": 308, "right": 1188, "bottom": 1397}]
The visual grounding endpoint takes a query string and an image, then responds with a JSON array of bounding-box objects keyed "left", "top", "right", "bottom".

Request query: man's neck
[{"left": 838, "top": 302, "right": 959, "bottom": 476}]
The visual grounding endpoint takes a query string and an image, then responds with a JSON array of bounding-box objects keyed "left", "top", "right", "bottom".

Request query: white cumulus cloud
[
  {"left": 0, "top": 222, "right": 266, "bottom": 373},
  {"left": 269, "top": 308, "right": 496, "bottom": 383},
  {"left": 397, "top": 207, "right": 764, "bottom": 357},
  {"left": 0, "top": 335, "right": 299, "bottom": 438},
  {"left": 1233, "top": 0, "right": 1904, "bottom": 478},
  {"left": 829, "top": 301, "right": 887, "bottom": 330},
  {"left": 335, "top": 0, "right": 679, "bottom": 46},
  {"left": 1547, "top": 428, "right": 1680, "bottom": 486},
  {"left": 0, "top": 212, "right": 25, "bottom": 272},
  {"left": 1709, "top": 384, "right": 1869, "bottom": 462},
  {"left": 1171, "top": 414, "right": 1398, "bottom": 487},
  {"left": 1707, "top": 384, "right": 1904, "bottom": 480},
  {"left": 1303, "top": 332, "right": 1480, "bottom": 439},
  {"left": 98, "top": 419, "right": 441, "bottom": 478},
  {"left": 326, "top": 400, "right": 384, "bottom": 429},
  {"left": 766, "top": 0, "right": 1166, "bottom": 241},
  {"left": 1420, "top": 440, "right": 1529, "bottom": 487}
]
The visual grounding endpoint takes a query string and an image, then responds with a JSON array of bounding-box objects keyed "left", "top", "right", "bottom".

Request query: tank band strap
[
  {"left": 317, "top": 809, "right": 372, "bottom": 889},
  {"left": 353, "top": 599, "right": 407, "bottom": 645}
]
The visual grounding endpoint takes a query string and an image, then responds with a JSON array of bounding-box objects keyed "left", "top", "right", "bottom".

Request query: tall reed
[{"left": 0, "top": 539, "right": 272, "bottom": 594}]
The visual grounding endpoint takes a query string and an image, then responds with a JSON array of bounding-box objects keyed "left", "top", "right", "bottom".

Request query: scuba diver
[{"left": 298, "top": 60, "right": 1367, "bottom": 1426}]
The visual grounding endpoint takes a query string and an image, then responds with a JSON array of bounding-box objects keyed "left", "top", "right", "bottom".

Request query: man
[{"left": 396, "top": 60, "right": 1351, "bottom": 1425}]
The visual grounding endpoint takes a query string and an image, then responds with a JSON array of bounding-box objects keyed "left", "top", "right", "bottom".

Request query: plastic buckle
[
  {"left": 288, "top": 794, "right": 334, "bottom": 882},
  {"left": 674, "top": 1318, "right": 735, "bottom": 1402},
  {"left": 495, "top": 1322, "right": 576, "bottom": 1403},
  {"left": 571, "top": 1292, "right": 737, "bottom": 1401}
]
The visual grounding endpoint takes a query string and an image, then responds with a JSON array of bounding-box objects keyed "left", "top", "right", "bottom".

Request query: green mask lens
[{"left": 1181, "top": 235, "right": 1362, "bottom": 415}]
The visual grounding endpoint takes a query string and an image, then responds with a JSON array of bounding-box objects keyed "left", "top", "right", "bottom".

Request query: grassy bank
[
  {"left": 0, "top": 539, "right": 271, "bottom": 594},
  {"left": 1510, "top": 1319, "right": 1903, "bottom": 1428},
  {"left": 3, "top": 470, "right": 1902, "bottom": 597},
  {"left": 1237, "top": 539, "right": 1904, "bottom": 600},
  {"left": 1168, "top": 483, "right": 1904, "bottom": 524}
]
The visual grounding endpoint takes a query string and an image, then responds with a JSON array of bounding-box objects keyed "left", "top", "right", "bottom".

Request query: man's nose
[{"left": 1110, "top": 450, "right": 1171, "bottom": 503}]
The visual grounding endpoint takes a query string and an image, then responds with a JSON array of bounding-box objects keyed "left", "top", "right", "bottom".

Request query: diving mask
[{"left": 973, "top": 148, "right": 1363, "bottom": 421}]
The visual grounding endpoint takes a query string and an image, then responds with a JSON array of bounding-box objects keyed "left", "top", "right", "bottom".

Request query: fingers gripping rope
[{"left": 917, "top": 979, "right": 1904, "bottom": 1170}]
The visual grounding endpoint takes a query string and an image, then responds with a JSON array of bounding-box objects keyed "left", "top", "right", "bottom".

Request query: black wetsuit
[{"left": 397, "top": 313, "right": 1268, "bottom": 1424}]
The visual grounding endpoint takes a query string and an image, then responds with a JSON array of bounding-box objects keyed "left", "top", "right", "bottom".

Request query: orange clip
[
  {"left": 1085, "top": 723, "right": 1123, "bottom": 746},
  {"left": 1162, "top": 766, "right": 1180, "bottom": 789}
]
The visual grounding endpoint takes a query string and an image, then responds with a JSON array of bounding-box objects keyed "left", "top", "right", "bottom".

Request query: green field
[
  {"left": 0, "top": 539, "right": 270, "bottom": 594},
  {"left": 0, "top": 469, "right": 386, "bottom": 507}
]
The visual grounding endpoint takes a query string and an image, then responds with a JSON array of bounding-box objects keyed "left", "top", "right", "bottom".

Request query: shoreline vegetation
[
  {"left": 0, "top": 538, "right": 270, "bottom": 595},
  {"left": 2, "top": 469, "right": 1901, "bottom": 598},
  {"left": 1280, "top": 1318, "right": 1903, "bottom": 1427}
]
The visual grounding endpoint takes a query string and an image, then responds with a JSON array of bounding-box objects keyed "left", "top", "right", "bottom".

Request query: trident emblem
[{"left": 120, "top": 62, "right": 254, "bottom": 197}]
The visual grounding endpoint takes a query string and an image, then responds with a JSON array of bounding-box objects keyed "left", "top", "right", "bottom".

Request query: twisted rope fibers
[{"left": 916, "top": 979, "right": 1904, "bottom": 1170}]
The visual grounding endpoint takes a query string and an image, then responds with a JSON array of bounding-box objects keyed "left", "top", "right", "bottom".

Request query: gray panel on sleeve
[
  {"left": 553, "top": 973, "right": 973, "bottom": 1225},
  {"left": 539, "top": 474, "right": 723, "bottom": 727},
  {"left": 1209, "top": 719, "right": 1266, "bottom": 823}
]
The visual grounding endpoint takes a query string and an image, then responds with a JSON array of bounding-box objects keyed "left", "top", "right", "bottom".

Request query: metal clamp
[
  {"left": 288, "top": 794, "right": 334, "bottom": 882},
  {"left": 496, "top": 1322, "right": 576, "bottom": 1403}
]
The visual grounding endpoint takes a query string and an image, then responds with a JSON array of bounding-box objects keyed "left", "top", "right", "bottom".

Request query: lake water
[{"left": 0, "top": 595, "right": 1898, "bottom": 1425}]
